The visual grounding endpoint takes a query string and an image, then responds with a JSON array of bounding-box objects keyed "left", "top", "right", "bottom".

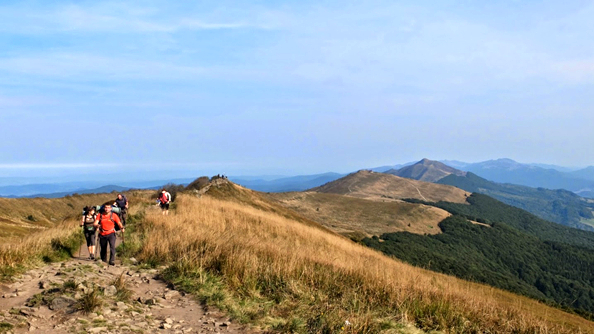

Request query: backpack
[
  {"left": 160, "top": 192, "right": 171, "bottom": 204},
  {"left": 83, "top": 213, "right": 97, "bottom": 232}
]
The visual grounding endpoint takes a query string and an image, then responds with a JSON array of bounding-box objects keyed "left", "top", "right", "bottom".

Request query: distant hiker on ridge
[
  {"left": 94, "top": 203, "right": 125, "bottom": 266},
  {"left": 80, "top": 206, "right": 97, "bottom": 260},
  {"left": 158, "top": 189, "right": 171, "bottom": 215},
  {"left": 113, "top": 193, "right": 129, "bottom": 226}
]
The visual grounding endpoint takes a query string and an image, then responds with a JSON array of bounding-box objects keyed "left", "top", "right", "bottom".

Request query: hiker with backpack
[
  {"left": 113, "top": 193, "right": 129, "bottom": 226},
  {"left": 158, "top": 189, "right": 171, "bottom": 215},
  {"left": 80, "top": 206, "right": 97, "bottom": 260},
  {"left": 94, "top": 203, "right": 125, "bottom": 266}
]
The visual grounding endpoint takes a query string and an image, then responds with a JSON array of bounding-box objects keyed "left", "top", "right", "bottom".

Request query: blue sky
[{"left": 1, "top": 0, "right": 594, "bottom": 177}]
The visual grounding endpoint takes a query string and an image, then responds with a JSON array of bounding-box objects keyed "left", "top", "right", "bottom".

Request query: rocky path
[{"left": 0, "top": 237, "right": 255, "bottom": 334}]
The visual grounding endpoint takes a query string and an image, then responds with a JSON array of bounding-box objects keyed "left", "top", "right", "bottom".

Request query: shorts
[
  {"left": 160, "top": 202, "right": 170, "bottom": 210},
  {"left": 84, "top": 230, "right": 97, "bottom": 247}
]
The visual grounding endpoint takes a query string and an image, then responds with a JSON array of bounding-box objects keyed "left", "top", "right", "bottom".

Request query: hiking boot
[
  {"left": 109, "top": 261, "right": 115, "bottom": 266},
  {"left": 90, "top": 254, "right": 95, "bottom": 260}
]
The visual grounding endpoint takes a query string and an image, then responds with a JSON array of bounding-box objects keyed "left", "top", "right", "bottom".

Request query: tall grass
[
  {"left": 0, "top": 219, "right": 82, "bottom": 279},
  {"left": 136, "top": 194, "right": 594, "bottom": 333},
  {"left": 0, "top": 191, "right": 152, "bottom": 279}
]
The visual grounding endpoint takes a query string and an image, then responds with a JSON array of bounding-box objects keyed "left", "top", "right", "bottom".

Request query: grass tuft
[{"left": 76, "top": 288, "right": 103, "bottom": 315}]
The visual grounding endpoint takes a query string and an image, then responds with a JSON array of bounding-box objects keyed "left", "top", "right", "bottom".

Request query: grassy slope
[
  {"left": 267, "top": 191, "right": 449, "bottom": 239},
  {"left": 133, "top": 186, "right": 593, "bottom": 333},
  {"left": 313, "top": 170, "right": 471, "bottom": 204},
  {"left": 0, "top": 193, "right": 132, "bottom": 239},
  {"left": 3, "top": 184, "right": 594, "bottom": 332},
  {"left": 0, "top": 191, "right": 153, "bottom": 278}
]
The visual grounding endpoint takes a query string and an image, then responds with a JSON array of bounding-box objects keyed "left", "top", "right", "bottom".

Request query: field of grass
[
  {"left": 2, "top": 184, "right": 594, "bottom": 333},
  {"left": 268, "top": 192, "right": 449, "bottom": 239},
  {"left": 313, "top": 170, "right": 471, "bottom": 204},
  {"left": 131, "top": 190, "right": 594, "bottom": 333},
  {"left": 0, "top": 191, "right": 152, "bottom": 279}
]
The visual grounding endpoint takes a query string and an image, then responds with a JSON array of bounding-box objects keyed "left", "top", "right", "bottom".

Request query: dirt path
[{"left": 0, "top": 234, "right": 256, "bottom": 334}]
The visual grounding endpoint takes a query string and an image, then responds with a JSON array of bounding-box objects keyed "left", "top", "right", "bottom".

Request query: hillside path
[{"left": 0, "top": 234, "right": 255, "bottom": 334}]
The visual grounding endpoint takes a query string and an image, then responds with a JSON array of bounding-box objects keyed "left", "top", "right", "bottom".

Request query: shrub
[{"left": 186, "top": 176, "right": 210, "bottom": 191}]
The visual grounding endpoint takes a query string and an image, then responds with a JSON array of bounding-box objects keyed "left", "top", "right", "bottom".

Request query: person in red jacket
[{"left": 94, "top": 204, "right": 125, "bottom": 265}]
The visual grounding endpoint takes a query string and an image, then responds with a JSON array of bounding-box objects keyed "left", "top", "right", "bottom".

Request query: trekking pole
[
  {"left": 95, "top": 232, "right": 100, "bottom": 260},
  {"left": 79, "top": 228, "right": 83, "bottom": 259}
]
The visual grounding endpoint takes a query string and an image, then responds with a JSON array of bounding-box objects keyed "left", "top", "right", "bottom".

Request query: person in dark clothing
[
  {"left": 80, "top": 206, "right": 97, "bottom": 260},
  {"left": 94, "top": 204, "right": 124, "bottom": 266},
  {"left": 113, "top": 193, "right": 129, "bottom": 226}
]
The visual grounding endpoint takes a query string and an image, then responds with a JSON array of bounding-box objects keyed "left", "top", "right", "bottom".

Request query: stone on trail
[
  {"left": 104, "top": 285, "right": 117, "bottom": 297},
  {"left": 49, "top": 296, "right": 76, "bottom": 311}
]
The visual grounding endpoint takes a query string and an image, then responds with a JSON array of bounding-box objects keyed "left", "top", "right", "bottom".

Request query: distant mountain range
[
  {"left": 445, "top": 158, "right": 594, "bottom": 198},
  {"left": 385, "top": 159, "right": 594, "bottom": 231},
  {"left": 0, "top": 178, "right": 195, "bottom": 198},
  {"left": 230, "top": 173, "right": 345, "bottom": 193}
]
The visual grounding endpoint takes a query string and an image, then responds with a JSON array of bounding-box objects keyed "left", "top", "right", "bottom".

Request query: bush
[{"left": 186, "top": 176, "right": 210, "bottom": 191}]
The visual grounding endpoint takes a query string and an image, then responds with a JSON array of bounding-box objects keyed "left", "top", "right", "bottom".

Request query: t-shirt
[
  {"left": 114, "top": 195, "right": 128, "bottom": 209},
  {"left": 97, "top": 212, "right": 121, "bottom": 236}
]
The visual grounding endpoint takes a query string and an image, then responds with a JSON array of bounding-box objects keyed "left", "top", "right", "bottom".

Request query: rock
[
  {"left": 88, "top": 327, "right": 108, "bottom": 333},
  {"left": 104, "top": 285, "right": 117, "bottom": 297},
  {"left": 49, "top": 296, "right": 76, "bottom": 311},
  {"left": 129, "top": 257, "right": 138, "bottom": 264},
  {"left": 165, "top": 318, "right": 174, "bottom": 324},
  {"left": 161, "top": 323, "right": 172, "bottom": 329},
  {"left": 39, "top": 280, "right": 50, "bottom": 289},
  {"left": 144, "top": 298, "right": 157, "bottom": 306},
  {"left": 21, "top": 275, "right": 32, "bottom": 281},
  {"left": 116, "top": 302, "right": 128, "bottom": 310},
  {"left": 164, "top": 290, "right": 181, "bottom": 300},
  {"left": 29, "top": 326, "right": 37, "bottom": 332}
]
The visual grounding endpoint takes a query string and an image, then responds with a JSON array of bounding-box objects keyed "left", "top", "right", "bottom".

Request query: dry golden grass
[
  {"left": 268, "top": 191, "right": 449, "bottom": 237},
  {"left": 0, "top": 191, "right": 151, "bottom": 274},
  {"left": 313, "top": 170, "right": 471, "bottom": 204},
  {"left": 137, "top": 192, "right": 594, "bottom": 333}
]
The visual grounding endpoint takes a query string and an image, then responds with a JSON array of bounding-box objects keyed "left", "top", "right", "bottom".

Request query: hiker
[
  {"left": 94, "top": 204, "right": 125, "bottom": 266},
  {"left": 113, "top": 193, "right": 129, "bottom": 226},
  {"left": 80, "top": 206, "right": 97, "bottom": 260},
  {"left": 158, "top": 189, "right": 171, "bottom": 215}
]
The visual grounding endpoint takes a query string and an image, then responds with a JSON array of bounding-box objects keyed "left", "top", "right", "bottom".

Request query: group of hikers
[{"left": 80, "top": 189, "right": 172, "bottom": 265}]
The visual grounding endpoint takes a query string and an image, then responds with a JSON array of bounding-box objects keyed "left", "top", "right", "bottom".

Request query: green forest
[
  {"left": 363, "top": 194, "right": 594, "bottom": 318},
  {"left": 437, "top": 172, "right": 594, "bottom": 231}
]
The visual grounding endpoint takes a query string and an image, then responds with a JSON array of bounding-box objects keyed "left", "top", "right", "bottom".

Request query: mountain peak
[{"left": 386, "top": 159, "right": 466, "bottom": 182}]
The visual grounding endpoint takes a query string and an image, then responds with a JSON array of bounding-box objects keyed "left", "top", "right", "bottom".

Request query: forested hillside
[
  {"left": 438, "top": 172, "right": 594, "bottom": 231},
  {"left": 363, "top": 194, "right": 594, "bottom": 318}
]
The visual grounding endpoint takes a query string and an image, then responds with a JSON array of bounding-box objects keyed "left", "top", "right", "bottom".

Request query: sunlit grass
[{"left": 135, "top": 192, "right": 594, "bottom": 333}]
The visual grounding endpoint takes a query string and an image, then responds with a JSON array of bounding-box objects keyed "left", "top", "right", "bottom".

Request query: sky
[{"left": 1, "top": 0, "right": 594, "bottom": 177}]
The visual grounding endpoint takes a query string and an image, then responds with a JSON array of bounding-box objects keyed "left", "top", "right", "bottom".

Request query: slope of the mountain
[
  {"left": 267, "top": 191, "right": 451, "bottom": 239},
  {"left": 437, "top": 172, "right": 594, "bottom": 231},
  {"left": 571, "top": 166, "right": 594, "bottom": 181},
  {"left": 0, "top": 192, "right": 138, "bottom": 239},
  {"left": 230, "top": 172, "right": 344, "bottom": 192},
  {"left": 143, "top": 185, "right": 594, "bottom": 332},
  {"left": 3, "top": 180, "right": 594, "bottom": 332},
  {"left": 312, "top": 170, "right": 471, "bottom": 203},
  {"left": 386, "top": 158, "right": 467, "bottom": 182},
  {"left": 364, "top": 193, "right": 594, "bottom": 317},
  {"left": 460, "top": 158, "right": 594, "bottom": 197}
]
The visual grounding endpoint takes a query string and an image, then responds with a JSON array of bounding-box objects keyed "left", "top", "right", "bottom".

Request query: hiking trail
[{"left": 0, "top": 234, "right": 255, "bottom": 333}]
